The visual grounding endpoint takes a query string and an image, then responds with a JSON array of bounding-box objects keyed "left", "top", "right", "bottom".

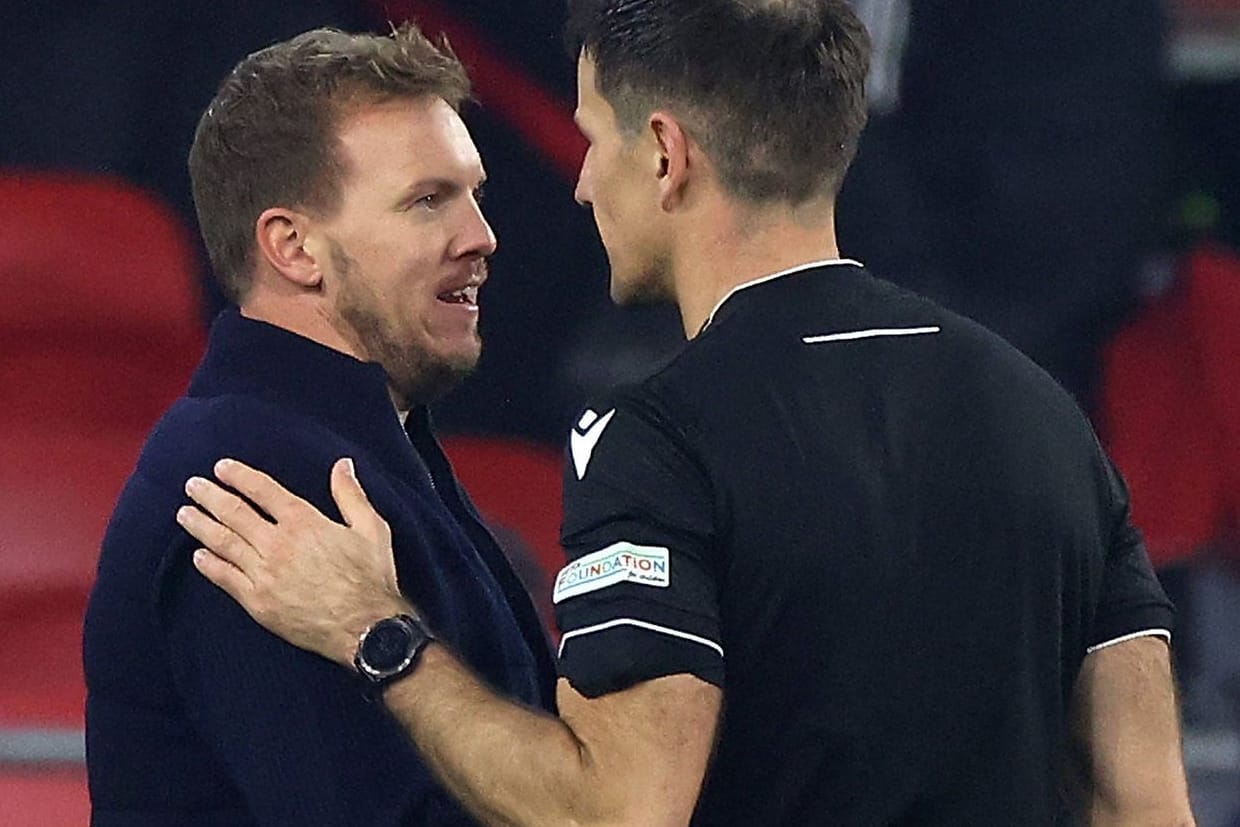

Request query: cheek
[{"left": 593, "top": 172, "right": 627, "bottom": 230}]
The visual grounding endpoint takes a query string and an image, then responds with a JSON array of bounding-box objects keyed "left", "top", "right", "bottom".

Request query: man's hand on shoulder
[
  {"left": 176, "top": 456, "right": 721, "bottom": 827},
  {"left": 176, "top": 457, "right": 408, "bottom": 667}
]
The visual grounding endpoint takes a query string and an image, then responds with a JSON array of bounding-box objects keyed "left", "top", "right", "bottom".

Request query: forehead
[
  {"left": 576, "top": 54, "right": 624, "bottom": 140},
  {"left": 336, "top": 96, "right": 483, "bottom": 188},
  {"left": 574, "top": 53, "right": 605, "bottom": 113}
]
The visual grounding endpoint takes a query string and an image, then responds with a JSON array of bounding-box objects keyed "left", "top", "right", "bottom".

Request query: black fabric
[
  {"left": 555, "top": 262, "right": 1174, "bottom": 826},
  {"left": 837, "top": 1, "right": 1168, "bottom": 411},
  {"left": 84, "top": 309, "right": 556, "bottom": 826}
]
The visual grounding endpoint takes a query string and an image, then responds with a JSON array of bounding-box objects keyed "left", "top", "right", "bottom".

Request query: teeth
[{"left": 440, "top": 286, "right": 478, "bottom": 304}]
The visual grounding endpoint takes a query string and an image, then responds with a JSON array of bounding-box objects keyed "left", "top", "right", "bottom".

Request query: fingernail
[
  {"left": 185, "top": 477, "right": 204, "bottom": 495},
  {"left": 176, "top": 506, "right": 191, "bottom": 523},
  {"left": 215, "top": 458, "right": 234, "bottom": 474},
  {"left": 192, "top": 549, "right": 206, "bottom": 566},
  {"left": 344, "top": 457, "right": 356, "bottom": 478}
]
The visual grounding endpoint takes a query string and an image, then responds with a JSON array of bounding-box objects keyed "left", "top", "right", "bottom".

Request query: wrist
[
  {"left": 338, "top": 594, "right": 414, "bottom": 666},
  {"left": 352, "top": 610, "right": 435, "bottom": 700}
]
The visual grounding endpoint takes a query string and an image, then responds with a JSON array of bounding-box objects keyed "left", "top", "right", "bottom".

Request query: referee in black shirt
[{"left": 179, "top": 1, "right": 1197, "bottom": 824}]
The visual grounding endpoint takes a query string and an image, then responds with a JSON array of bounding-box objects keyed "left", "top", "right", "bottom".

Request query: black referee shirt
[{"left": 555, "top": 260, "right": 1173, "bottom": 825}]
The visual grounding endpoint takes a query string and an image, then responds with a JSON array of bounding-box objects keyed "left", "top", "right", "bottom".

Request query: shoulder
[
  {"left": 564, "top": 382, "right": 714, "bottom": 537},
  {"left": 568, "top": 379, "right": 698, "bottom": 479},
  {"left": 102, "top": 393, "right": 350, "bottom": 567},
  {"left": 135, "top": 394, "right": 345, "bottom": 492}
]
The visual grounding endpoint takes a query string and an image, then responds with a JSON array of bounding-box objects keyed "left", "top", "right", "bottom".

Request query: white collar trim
[{"left": 699, "top": 258, "right": 863, "bottom": 333}]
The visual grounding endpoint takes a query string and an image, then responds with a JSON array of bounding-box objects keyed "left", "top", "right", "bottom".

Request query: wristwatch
[{"left": 353, "top": 613, "right": 434, "bottom": 698}]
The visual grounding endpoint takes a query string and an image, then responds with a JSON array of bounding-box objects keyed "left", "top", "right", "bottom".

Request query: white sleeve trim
[
  {"left": 557, "top": 617, "right": 724, "bottom": 659},
  {"left": 1086, "top": 628, "right": 1172, "bottom": 655}
]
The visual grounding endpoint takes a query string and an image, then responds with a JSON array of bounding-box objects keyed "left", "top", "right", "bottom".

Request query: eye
[{"left": 415, "top": 192, "right": 441, "bottom": 210}]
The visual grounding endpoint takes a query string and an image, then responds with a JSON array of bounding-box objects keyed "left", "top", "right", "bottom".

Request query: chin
[
  {"left": 394, "top": 362, "right": 473, "bottom": 407},
  {"left": 610, "top": 272, "right": 671, "bottom": 307},
  {"left": 389, "top": 341, "right": 481, "bottom": 407},
  {"left": 609, "top": 278, "right": 636, "bottom": 305},
  {"left": 607, "top": 248, "right": 674, "bottom": 307}
]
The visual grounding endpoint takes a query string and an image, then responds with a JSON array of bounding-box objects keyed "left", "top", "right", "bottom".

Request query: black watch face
[{"left": 363, "top": 620, "right": 414, "bottom": 673}]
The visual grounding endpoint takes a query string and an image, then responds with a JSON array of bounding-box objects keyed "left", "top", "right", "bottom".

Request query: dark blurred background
[{"left": 2, "top": 1, "right": 1239, "bottom": 822}]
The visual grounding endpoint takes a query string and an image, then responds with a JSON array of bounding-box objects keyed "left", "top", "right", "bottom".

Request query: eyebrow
[{"left": 395, "top": 174, "right": 488, "bottom": 205}]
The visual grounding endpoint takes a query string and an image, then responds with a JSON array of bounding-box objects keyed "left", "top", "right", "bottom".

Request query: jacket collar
[{"left": 189, "top": 309, "right": 423, "bottom": 469}]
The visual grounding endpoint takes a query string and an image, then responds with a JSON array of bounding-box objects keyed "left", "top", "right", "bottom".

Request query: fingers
[
  {"left": 192, "top": 547, "right": 254, "bottom": 603},
  {"left": 211, "top": 458, "right": 307, "bottom": 523},
  {"left": 184, "top": 475, "right": 272, "bottom": 547},
  {"left": 176, "top": 504, "right": 259, "bottom": 579},
  {"left": 329, "top": 458, "right": 391, "bottom": 545}
]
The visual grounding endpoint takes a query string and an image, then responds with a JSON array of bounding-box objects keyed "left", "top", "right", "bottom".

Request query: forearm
[
  {"left": 386, "top": 644, "right": 616, "bottom": 827},
  {"left": 1075, "top": 758, "right": 1196, "bottom": 827},
  {"left": 1083, "top": 803, "right": 1196, "bottom": 827}
]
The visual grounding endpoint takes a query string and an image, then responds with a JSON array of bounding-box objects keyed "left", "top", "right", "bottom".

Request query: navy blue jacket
[{"left": 84, "top": 310, "right": 556, "bottom": 825}]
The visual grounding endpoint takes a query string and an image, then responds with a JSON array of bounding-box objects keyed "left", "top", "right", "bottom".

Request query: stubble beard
[{"left": 330, "top": 240, "right": 478, "bottom": 409}]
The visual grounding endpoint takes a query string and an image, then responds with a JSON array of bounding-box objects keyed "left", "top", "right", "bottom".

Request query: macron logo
[{"left": 570, "top": 408, "right": 616, "bottom": 480}]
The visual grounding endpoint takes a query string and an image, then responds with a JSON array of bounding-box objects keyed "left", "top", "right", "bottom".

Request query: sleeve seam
[
  {"left": 557, "top": 617, "right": 724, "bottom": 659},
  {"left": 1085, "top": 627, "right": 1171, "bottom": 655}
]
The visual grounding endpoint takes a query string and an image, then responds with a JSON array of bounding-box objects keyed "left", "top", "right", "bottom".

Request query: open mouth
[{"left": 437, "top": 285, "right": 479, "bottom": 305}]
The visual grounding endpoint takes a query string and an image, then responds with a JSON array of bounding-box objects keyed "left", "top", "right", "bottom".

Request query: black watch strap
[{"left": 353, "top": 613, "right": 434, "bottom": 700}]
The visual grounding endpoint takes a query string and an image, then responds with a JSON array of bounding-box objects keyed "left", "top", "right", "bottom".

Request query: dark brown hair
[
  {"left": 188, "top": 24, "right": 470, "bottom": 303},
  {"left": 566, "top": 0, "right": 870, "bottom": 205}
]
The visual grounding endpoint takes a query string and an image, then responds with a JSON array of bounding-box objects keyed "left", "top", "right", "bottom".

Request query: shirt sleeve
[
  {"left": 1087, "top": 454, "right": 1176, "bottom": 652},
  {"left": 555, "top": 394, "right": 723, "bottom": 698}
]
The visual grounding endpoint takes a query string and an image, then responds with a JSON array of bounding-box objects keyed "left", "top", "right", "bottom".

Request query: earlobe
[{"left": 255, "top": 208, "right": 322, "bottom": 289}]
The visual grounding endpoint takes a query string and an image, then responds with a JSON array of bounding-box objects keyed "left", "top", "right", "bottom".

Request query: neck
[
  {"left": 672, "top": 198, "right": 841, "bottom": 337},
  {"left": 240, "top": 287, "right": 361, "bottom": 359}
]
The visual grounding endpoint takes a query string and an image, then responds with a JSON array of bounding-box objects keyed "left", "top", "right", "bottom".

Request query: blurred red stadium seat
[
  {"left": 0, "top": 768, "right": 90, "bottom": 825},
  {"left": 1100, "top": 243, "right": 1240, "bottom": 567},
  {"left": 0, "top": 171, "right": 204, "bottom": 731}
]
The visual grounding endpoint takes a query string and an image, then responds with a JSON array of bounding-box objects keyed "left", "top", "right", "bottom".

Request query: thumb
[{"left": 330, "top": 458, "right": 389, "bottom": 543}]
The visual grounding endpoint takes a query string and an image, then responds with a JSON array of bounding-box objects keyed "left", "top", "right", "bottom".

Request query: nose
[{"left": 454, "top": 193, "right": 498, "bottom": 259}]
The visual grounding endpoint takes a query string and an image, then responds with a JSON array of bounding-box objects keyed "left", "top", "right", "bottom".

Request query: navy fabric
[{"left": 84, "top": 309, "right": 556, "bottom": 826}]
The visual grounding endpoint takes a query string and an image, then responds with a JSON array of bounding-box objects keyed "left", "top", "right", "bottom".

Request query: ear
[
  {"left": 650, "top": 112, "right": 692, "bottom": 212},
  {"left": 254, "top": 207, "right": 322, "bottom": 289}
]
